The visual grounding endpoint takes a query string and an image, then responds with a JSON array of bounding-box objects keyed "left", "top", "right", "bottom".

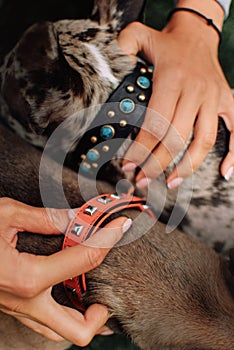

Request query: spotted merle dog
[{"left": 0, "top": 1, "right": 234, "bottom": 349}]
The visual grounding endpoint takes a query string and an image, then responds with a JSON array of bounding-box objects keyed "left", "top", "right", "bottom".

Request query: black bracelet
[{"left": 167, "top": 7, "right": 222, "bottom": 43}]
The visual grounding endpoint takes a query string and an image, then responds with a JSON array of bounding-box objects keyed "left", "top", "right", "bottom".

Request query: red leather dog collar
[{"left": 62, "top": 193, "right": 155, "bottom": 311}]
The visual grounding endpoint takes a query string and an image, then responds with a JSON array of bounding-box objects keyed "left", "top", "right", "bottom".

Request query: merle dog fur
[{"left": 0, "top": 0, "right": 234, "bottom": 349}]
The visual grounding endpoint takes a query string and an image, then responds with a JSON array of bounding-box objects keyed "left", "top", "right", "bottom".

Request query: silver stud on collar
[
  {"left": 71, "top": 224, "right": 84, "bottom": 236},
  {"left": 98, "top": 196, "right": 112, "bottom": 204},
  {"left": 84, "top": 206, "right": 98, "bottom": 216},
  {"left": 111, "top": 194, "right": 121, "bottom": 199}
]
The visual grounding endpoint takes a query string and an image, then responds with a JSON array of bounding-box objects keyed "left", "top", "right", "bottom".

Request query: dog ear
[
  {"left": 1, "top": 22, "right": 59, "bottom": 134},
  {"left": 91, "top": 0, "right": 146, "bottom": 31}
]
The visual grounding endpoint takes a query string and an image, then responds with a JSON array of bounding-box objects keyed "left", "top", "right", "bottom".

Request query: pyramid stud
[{"left": 84, "top": 206, "right": 98, "bottom": 216}]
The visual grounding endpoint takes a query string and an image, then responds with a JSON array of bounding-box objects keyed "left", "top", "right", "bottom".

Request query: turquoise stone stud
[
  {"left": 137, "top": 76, "right": 151, "bottom": 89},
  {"left": 87, "top": 149, "right": 100, "bottom": 162},
  {"left": 81, "top": 162, "right": 91, "bottom": 173},
  {"left": 100, "top": 125, "right": 115, "bottom": 139},
  {"left": 148, "top": 66, "right": 154, "bottom": 73},
  {"left": 119, "top": 98, "right": 135, "bottom": 114}
]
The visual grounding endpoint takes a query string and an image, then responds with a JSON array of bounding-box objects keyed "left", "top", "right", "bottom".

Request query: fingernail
[
  {"left": 224, "top": 166, "right": 234, "bottom": 181},
  {"left": 122, "top": 162, "right": 137, "bottom": 172},
  {"left": 136, "top": 178, "right": 152, "bottom": 188},
  {"left": 100, "top": 330, "right": 114, "bottom": 336},
  {"left": 167, "top": 177, "right": 183, "bottom": 189},
  {"left": 122, "top": 218, "right": 132, "bottom": 233}
]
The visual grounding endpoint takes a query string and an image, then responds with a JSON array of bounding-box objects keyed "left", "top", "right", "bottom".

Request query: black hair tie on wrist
[{"left": 167, "top": 7, "right": 222, "bottom": 43}]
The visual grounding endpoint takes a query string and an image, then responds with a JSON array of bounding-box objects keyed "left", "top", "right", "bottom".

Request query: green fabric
[{"left": 68, "top": 334, "right": 139, "bottom": 350}]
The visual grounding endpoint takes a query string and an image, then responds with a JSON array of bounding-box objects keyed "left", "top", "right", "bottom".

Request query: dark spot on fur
[
  {"left": 112, "top": 67, "right": 121, "bottom": 74},
  {"left": 86, "top": 63, "right": 97, "bottom": 75},
  {"left": 60, "top": 43, "right": 73, "bottom": 47},
  {"left": 106, "top": 24, "right": 114, "bottom": 34},
  {"left": 58, "top": 31, "right": 72, "bottom": 36},
  {"left": 210, "top": 174, "right": 231, "bottom": 207},
  {"left": 18, "top": 78, "right": 27, "bottom": 89},
  {"left": 61, "top": 94, "right": 70, "bottom": 100},
  {"left": 73, "top": 28, "right": 100, "bottom": 41},
  {"left": 26, "top": 83, "right": 46, "bottom": 107},
  {"left": 213, "top": 241, "right": 225, "bottom": 253},
  {"left": 64, "top": 52, "right": 85, "bottom": 68},
  {"left": 214, "top": 119, "right": 230, "bottom": 159},
  {"left": 84, "top": 86, "right": 95, "bottom": 107},
  {"left": 190, "top": 197, "right": 211, "bottom": 207}
]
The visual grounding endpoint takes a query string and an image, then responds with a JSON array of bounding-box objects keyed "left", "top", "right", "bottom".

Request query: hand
[
  {"left": 0, "top": 197, "right": 132, "bottom": 346},
  {"left": 119, "top": 0, "right": 234, "bottom": 188}
]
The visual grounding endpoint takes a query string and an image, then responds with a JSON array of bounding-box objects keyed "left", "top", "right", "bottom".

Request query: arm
[{"left": 119, "top": 0, "right": 234, "bottom": 188}]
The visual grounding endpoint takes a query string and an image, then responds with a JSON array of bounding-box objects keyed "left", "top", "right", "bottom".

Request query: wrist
[
  {"left": 166, "top": 0, "right": 225, "bottom": 49},
  {"left": 176, "top": 0, "right": 224, "bottom": 30}
]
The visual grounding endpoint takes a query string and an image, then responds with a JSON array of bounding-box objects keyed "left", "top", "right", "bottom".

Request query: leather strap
[
  {"left": 62, "top": 193, "right": 155, "bottom": 311},
  {"left": 71, "top": 62, "right": 153, "bottom": 178}
]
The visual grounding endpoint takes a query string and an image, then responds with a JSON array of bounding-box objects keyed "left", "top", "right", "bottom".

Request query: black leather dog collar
[{"left": 72, "top": 62, "right": 153, "bottom": 178}]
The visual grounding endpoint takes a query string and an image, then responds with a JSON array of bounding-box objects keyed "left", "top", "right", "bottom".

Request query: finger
[
  {"left": 117, "top": 23, "right": 139, "bottom": 64},
  {"left": 14, "top": 315, "right": 65, "bottom": 342},
  {"left": 50, "top": 303, "right": 110, "bottom": 347},
  {"left": 122, "top": 72, "right": 179, "bottom": 171},
  {"left": 19, "top": 207, "right": 69, "bottom": 234},
  {"left": 220, "top": 131, "right": 234, "bottom": 181},
  {"left": 97, "top": 326, "right": 114, "bottom": 336},
  {"left": 167, "top": 99, "right": 218, "bottom": 188},
  {"left": 0, "top": 198, "right": 69, "bottom": 234},
  {"left": 219, "top": 89, "right": 234, "bottom": 180},
  {"left": 135, "top": 91, "right": 199, "bottom": 186},
  {"left": 1, "top": 216, "right": 132, "bottom": 297},
  {"left": 1, "top": 289, "right": 109, "bottom": 347},
  {"left": 28, "top": 293, "right": 110, "bottom": 347},
  {"left": 36, "top": 217, "right": 132, "bottom": 290}
]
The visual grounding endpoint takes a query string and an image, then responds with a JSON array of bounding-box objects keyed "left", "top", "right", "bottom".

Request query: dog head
[{"left": 0, "top": 0, "right": 145, "bottom": 136}]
